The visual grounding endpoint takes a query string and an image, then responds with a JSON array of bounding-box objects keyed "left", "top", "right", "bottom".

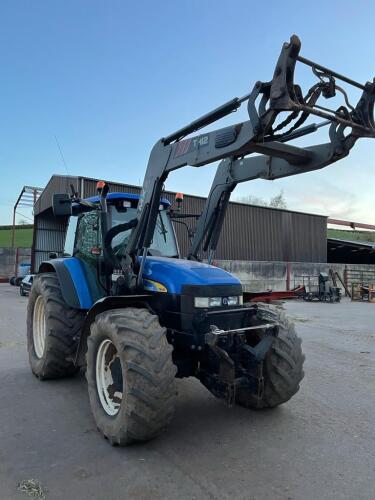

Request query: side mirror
[{"left": 52, "top": 193, "right": 72, "bottom": 216}]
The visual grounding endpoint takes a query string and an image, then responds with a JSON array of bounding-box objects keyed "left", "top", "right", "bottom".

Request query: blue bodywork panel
[
  {"left": 141, "top": 257, "right": 240, "bottom": 294},
  {"left": 41, "top": 257, "right": 93, "bottom": 309},
  {"left": 44, "top": 256, "right": 239, "bottom": 309},
  {"left": 61, "top": 258, "right": 93, "bottom": 308}
]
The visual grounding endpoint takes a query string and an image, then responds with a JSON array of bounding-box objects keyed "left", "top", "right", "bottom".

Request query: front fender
[{"left": 38, "top": 258, "right": 93, "bottom": 310}]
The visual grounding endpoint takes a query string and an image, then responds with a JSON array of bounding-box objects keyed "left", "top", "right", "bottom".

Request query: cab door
[{"left": 73, "top": 211, "right": 105, "bottom": 302}]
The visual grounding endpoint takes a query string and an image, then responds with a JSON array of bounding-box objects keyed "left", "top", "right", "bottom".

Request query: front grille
[{"left": 193, "top": 307, "right": 256, "bottom": 334}]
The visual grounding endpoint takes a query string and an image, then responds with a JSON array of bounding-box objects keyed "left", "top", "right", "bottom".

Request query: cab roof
[{"left": 84, "top": 192, "right": 171, "bottom": 206}]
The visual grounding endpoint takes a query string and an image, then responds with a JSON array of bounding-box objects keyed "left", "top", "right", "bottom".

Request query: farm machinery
[{"left": 27, "top": 35, "right": 375, "bottom": 445}]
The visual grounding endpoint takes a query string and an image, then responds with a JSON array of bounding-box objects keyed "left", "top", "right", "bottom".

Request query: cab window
[
  {"left": 75, "top": 212, "right": 102, "bottom": 260},
  {"left": 110, "top": 205, "right": 178, "bottom": 258},
  {"left": 64, "top": 216, "right": 78, "bottom": 256}
]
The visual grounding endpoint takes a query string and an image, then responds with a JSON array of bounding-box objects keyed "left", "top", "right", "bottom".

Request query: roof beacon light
[{"left": 175, "top": 192, "right": 184, "bottom": 204}]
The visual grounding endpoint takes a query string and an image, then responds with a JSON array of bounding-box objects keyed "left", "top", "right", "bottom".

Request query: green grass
[
  {"left": 327, "top": 228, "right": 375, "bottom": 242},
  {"left": 0, "top": 226, "right": 33, "bottom": 247}
]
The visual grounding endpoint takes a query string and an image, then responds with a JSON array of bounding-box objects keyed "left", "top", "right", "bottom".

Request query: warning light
[
  {"left": 175, "top": 192, "right": 184, "bottom": 203},
  {"left": 96, "top": 180, "right": 106, "bottom": 190},
  {"left": 90, "top": 246, "right": 102, "bottom": 255}
]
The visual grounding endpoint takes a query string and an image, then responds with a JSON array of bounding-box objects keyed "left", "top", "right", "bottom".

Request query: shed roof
[
  {"left": 34, "top": 174, "right": 327, "bottom": 220},
  {"left": 328, "top": 238, "right": 375, "bottom": 250},
  {"left": 327, "top": 237, "right": 375, "bottom": 264}
]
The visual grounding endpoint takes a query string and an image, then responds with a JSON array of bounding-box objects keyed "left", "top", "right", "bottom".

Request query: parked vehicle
[
  {"left": 300, "top": 273, "right": 341, "bottom": 302},
  {"left": 27, "top": 35, "right": 375, "bottom": 446},
  {"left": 20, "top": 275, "right": 35, "bottom": 296},
  {"left": 9, "top": 262, "right": 31, "bottom": 287}
]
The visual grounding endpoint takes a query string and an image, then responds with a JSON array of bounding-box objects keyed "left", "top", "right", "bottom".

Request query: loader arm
[
  {"left": 124, "top": 34, "right": 375, "bottom": 286},
  {"left": 188, "top": 138, "right": 355, "bottom": 261}
]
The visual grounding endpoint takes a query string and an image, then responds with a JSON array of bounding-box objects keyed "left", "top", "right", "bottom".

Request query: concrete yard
[{"left": 0, "top": 283, "right": 374, "bottom": 500}]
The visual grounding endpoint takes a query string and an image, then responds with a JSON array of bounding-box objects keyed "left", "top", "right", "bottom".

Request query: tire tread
[
  {"left": 86, "top": 307, "right": 177, "bottom": 446},
  {"left": 27, "top": 272, "right": 84, "bottom": 379},
  {"left": 236, "top": 304, "right": 305, "bottom": 409}
]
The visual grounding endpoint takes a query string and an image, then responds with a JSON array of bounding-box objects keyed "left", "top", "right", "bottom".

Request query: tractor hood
[{"left": 141, "top": 256, "right": 240, "bottom": 294}]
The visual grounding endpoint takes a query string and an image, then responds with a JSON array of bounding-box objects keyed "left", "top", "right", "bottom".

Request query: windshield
[{"left": 110, "top": 206, "right": 178, "bottom": 258}]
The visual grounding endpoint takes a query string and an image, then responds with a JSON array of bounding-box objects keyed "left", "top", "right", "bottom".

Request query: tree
[
  {"left": 236, "top": 194, "right": 267, "bottom": 206},
  {"left": 236, "top": 190, "right": 287, "bottom": 209},
  {"left": 18, "top": 219, "right": 28, "bottom": 225},
  {"left": 269, "top": 191, "right": 287, "bottom": 209}
]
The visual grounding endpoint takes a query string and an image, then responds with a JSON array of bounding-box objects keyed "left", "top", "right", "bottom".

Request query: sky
[{"left": 1, "top": 0, "right": 375, "bottom": 225}]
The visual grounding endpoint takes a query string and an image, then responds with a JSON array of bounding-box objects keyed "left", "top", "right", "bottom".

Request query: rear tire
[
  {"left": 27, "top": 273, "right": 85, "bottom": 379},
  {"left": 86, "top": 308, "right": 177, "bottom": 446},
  {"left": 236, "top": 305, "right": 305, "bottom": 409}
]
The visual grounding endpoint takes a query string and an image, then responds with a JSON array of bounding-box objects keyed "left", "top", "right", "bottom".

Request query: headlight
[
  {"left": 194, "top": 297, "right": 221, "bottom": 308},
  {"left": 208, "top": 297, "right": 222, "bottom": 307},
  {"left": 226, "top": 296, "right": 242, "bottom": 306},
  {"left": 194, "top": 295, "right": 243, "bottom": 308}
]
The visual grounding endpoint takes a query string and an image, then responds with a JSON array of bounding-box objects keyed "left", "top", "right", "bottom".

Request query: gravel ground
[{"left": 0, "top": 283, "right": 374, "bottom": 500}]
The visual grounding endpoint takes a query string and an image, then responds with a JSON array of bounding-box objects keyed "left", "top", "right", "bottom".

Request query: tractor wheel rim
[
  {"left": 96, "top": 339, "right": 123, "bottom": 416},
  {"left": 33, "top": 295, "right": 46, "bottom": 359}
]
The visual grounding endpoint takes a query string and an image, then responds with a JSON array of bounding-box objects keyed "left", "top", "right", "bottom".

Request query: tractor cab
[
  {"left": 65, "top": 192, "right": 178, "bottom": 258},
  {"left": 62, "top": 192, "right": 179, "bottom": 303}
]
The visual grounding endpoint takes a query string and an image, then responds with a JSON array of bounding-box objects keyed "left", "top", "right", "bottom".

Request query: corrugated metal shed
[
  {"left": 328, "top": 238, "right": 375, "bottom": 264},
  {"left": 216, "top": 202, "right": 327, "bottom": 262},
  {"left": 32, "top": 174, "right": 327, "bottom": 270},
  {"left": 34, "top": 176, "right": 80, "bottom": 215},
  {"left": 33, "top": 214, "right": 68, "bottom": 269}
]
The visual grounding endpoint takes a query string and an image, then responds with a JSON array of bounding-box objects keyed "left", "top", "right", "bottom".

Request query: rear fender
[{"left": 38, "top": 258, "right": 93, "bottom": 310}]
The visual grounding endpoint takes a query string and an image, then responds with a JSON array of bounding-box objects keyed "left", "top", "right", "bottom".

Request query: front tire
[
  {"left": 86, "top": 308, "right": 177, "bottom": 446},
  {"left": 27, "top": 273, "right": 85, "bottom": 379},
  {"left": 236, "top": 305, "right": 305, "bottom": 409}
]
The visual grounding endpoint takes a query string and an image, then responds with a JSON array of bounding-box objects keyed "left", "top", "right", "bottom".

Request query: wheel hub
[
  {"left": 96, "top": 339, "right": 123, "bottom": 416},
  {"left": 33, "top": 295, "right": 46, "bottom": 359}
]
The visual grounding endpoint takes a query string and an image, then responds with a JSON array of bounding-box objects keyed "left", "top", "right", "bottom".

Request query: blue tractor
[{"left": 27, "top": 35, "right": 375, "bottom": 445}]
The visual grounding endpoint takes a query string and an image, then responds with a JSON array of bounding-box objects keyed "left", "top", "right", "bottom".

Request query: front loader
[{"left": 27, "top": 35, "right": 375, "bottom": 445}]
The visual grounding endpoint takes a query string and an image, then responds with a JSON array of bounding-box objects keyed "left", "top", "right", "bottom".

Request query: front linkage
[{"left": 202, "top": 320, "right": 278, "bottom": 406}]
